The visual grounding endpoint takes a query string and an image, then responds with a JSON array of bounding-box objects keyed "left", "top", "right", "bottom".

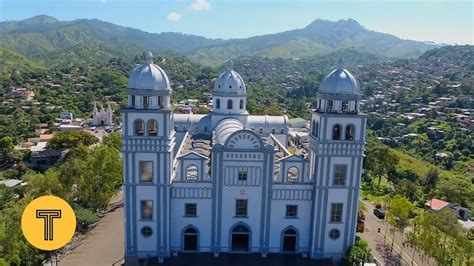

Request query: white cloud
[
  {"left": 167, "top": 12, "right": 182, "bottom": 22},
  {"left": 191, "top": 0, "right": 211, "bottom": 11}
]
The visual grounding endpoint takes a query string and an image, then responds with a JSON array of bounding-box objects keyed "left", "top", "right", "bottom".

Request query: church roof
[
  {"left": 213, "top": 118, "right": 244, "bottom": 145},
  {"left": 128, "top": 52, "right": 171, "bottom": 91},
  {"left": 318, "top": 58, "right": 360, "bottom": 97},
  {"left": 213, "top": 66, "right": 246, "bottom": 96}
]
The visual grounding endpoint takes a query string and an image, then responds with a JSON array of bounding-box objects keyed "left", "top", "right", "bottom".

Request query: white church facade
[
  {"left": 122, "top": 52, "right": 367, "bottom": 264},
  {"left": 90, "top": 102, "right": 113, "bottom": 126}
]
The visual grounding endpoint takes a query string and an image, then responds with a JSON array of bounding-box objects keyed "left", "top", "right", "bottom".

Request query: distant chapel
[{"left": 90, "top": 102, "right": 113, "bottom": 126}]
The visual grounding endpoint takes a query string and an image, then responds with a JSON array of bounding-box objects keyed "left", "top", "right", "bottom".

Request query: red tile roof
[{"left": 424, "top": 198, "right": 450, "bottom": 211}]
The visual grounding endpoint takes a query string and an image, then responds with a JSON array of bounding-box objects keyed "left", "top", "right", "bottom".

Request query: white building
[
  {"left": 90, "top": 102, "right": 113, "bottom": 126},
  {"left": 122, "top": 53, "right": 367, "bottom": 264}
]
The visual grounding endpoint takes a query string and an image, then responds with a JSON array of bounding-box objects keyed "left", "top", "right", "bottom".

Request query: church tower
[
  {"left": 308, "top": 59, "right": 367, "bottom": 259},
  {"left": 122, "top": 52, "right": 175, "bottom": 262},
  {"left": 210, "top": 64, "right": 249, "bottom": 128}
]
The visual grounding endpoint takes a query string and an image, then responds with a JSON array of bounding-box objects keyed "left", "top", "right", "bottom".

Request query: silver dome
[
  {"left": 128, "top": 52, "right": 171, "bottom": 91},
  {"left": 213, "top": 67, "right": 246, "bottom": 96}
]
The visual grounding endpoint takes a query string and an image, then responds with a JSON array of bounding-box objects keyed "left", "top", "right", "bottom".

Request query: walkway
[{"left": 58, "top": 191, "right": 125, "bottom": 266}]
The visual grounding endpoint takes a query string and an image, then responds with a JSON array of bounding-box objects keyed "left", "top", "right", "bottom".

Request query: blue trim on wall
[
  {"left": 217, "top": 151, "right": 224, "bottom": 250},
  {"left": 318, "top": 157, "right": 331, "bottom": 254},
  {"left": 264, "top": 151, "right": 273, "bottom": 251},
  {"left": 259, "top": 153, "right": 267, "bottom": 250}
]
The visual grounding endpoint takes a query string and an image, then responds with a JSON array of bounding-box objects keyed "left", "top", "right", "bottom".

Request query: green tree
[
  {"left": 365, "top": 142, "right": 399, "bottom": 187},
  {"left": 436, "top": 178, "right": 473, "bottom": 207},
  {"left": 0, "top": 185, "right": 15, "bottom": 209},
  {"left": 386, "top": 195, "right": 414, "bottom": 251},
  {"left": 0, "top": 196, "right": 47, "bottom": 265},
  {"left": 23, "top": 170, "right": 66, "bottom": 199},
  {"left": 346, "top": 239, "right": 373, "bottom": 265},
  {"left": 75, "top": 146, "right": 122, "bottom": 210},
  {"left": 407, "top": 209, "right": 473, "bottom": 264},
  {"left": 103, "top": 132, "right": 122, "bottom": 151},
  {"left": 48, "top": 131, "right": 99, "bottom": 149},
  {"left": 423, "top": 167, "right": 439, "bottom": 192},
  {"left": 0, "top": 136, "right": 14, "bottom": 160}
]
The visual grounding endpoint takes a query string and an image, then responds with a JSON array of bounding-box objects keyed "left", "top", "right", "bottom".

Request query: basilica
[{"left": 122, "top": 52, "right": 367, "bottom": 263}]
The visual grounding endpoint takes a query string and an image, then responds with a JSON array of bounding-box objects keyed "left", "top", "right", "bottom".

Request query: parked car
[{"left": 373, "top": 208, "right": 385, "bottom": 219}]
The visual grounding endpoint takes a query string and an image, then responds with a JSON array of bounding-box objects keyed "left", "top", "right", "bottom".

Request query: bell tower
[
  {"left": 122, "top": 52, "right": 175, "bottom": 263},
  {"left": 308, "top": 59, "right": 367, "bottom": 259}
]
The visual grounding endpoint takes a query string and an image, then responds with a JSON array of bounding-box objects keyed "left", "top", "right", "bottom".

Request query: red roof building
[{"left": 424, "top": 198, "right": 450, "bottom": 211}]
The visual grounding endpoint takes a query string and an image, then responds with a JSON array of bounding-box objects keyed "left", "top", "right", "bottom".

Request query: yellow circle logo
[{"left": 21, "top": 195, "right": 76, "bottom": 251}]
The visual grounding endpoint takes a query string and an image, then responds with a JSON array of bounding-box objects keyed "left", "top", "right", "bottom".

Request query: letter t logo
[{"left": 36, "top": 210, "right": 62, "bottom": 241}]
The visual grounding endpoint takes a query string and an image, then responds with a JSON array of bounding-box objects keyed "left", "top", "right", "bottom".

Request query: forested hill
[
  {"left": 0, "top": 16, "right": 440, "bottom": 66},
  {"left": 0, "top": 15, "right": 223, "bottom": 57}
]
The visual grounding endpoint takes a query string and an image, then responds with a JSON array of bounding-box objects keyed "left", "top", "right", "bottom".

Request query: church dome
[
  {"left": 319, "top": 59, "right": 360, "bottom": 95},
  {"left": 128, "top": 52, "right": 171, "bottom": 91},
  {"left": 213, "top": 67, "right": 246, "bottom": 96}
]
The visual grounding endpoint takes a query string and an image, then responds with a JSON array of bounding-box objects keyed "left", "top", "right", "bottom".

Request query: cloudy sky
[{"left": 0, "top": 0, "right": 472, "bottom": 44}]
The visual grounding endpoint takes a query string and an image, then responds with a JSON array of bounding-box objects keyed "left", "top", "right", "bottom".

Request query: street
[{"left": 359, "top": 201, "right": 436, "bottom": 266}]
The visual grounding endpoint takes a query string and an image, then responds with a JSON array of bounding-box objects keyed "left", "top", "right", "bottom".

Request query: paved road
[
  {"left": 359, "top": 201, "right": 435, "bottom": 266},
  {"left": 58, "top": 192, "right": 125, "bottom": 266}
]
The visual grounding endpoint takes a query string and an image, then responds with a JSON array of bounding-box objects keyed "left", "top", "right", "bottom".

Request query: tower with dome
[{"left": 122, "top": 53, "right": 367, "bottom": 264}]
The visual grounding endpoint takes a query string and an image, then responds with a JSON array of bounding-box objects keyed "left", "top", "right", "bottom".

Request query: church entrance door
[{"left": 231, "top": 224, "right": 250, "bottom": 252}]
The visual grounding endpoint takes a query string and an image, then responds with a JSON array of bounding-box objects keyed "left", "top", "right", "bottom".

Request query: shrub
[{"left": 74, "top": 206, "right": 99, "bottom": 230}]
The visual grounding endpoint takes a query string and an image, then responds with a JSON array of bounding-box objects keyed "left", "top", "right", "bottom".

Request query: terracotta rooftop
[{"left": 424, "top": 198, "right": 450, "bottom": 211}]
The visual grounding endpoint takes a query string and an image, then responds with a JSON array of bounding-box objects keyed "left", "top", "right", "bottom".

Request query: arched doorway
[
  {"left": 183, "top": 227, "right": 198, "bottom": 252},
  {"left": 282, "top": 228, "right": 297, "bottom": 252},
  {"left": 231, "top": 224, "right": 250, "bottom": 252}
]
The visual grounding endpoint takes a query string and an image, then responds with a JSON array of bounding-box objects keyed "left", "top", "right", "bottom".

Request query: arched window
[
  {"left": 227, "top": 99, "right": 233, "bottom": 109},
  {"left": 271, "top": 128, "right": 276, "bottom": 134},
  {"left": 341, "top": 101, "right": 349, "bottom": 112},
  {"left": 345, "top": 124, "right": 355, "bottom": 140},
  {"left": 147, "top": 120, "right": 158, "bottom": 136},
  {"left": 259, "top": 128, "right": 263, "bottom": 134},
  {"left": 312, "top": 120, "right": 318, "bottom": 137},
  {"left": 287, "top": 167, "right": 299, "bottom": 183},
  {"left": 332, "top": 124, "right": 341, "bottom": 140},
  {"left": 174, "top": 126, "right": 178, "bottom": 131},
  {"left": 158, "top": 96, "right": 163, "bottom": 108},
  {"left": 239, "top": 99, "right": 244, "bottom": 109},
  {"left": 327, "top": 100, "right": 334, "bottom": 112},
  {"left": 143, "top": 96, "right": 150, "bottom": 109},
  {"left": 280, "top": 128, "right": 285, "bottom": 134},
  {"left": 216, "top": 99, "right": 220, "bottom": 109},
  {"left": 186, "top": 165, "right": 198, "bottom": 181},
  {"left": 134, "top": 119, "right": 145, "bottom": 136}
]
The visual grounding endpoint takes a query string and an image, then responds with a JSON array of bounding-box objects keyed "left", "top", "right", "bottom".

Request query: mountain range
[{"left": 0, "top": 15, "right": 440, "bottom": 66}]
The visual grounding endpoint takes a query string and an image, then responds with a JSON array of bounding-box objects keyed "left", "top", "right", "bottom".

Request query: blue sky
[{"left": 0, "top": 0, "right": 472, "bottom": 44}]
